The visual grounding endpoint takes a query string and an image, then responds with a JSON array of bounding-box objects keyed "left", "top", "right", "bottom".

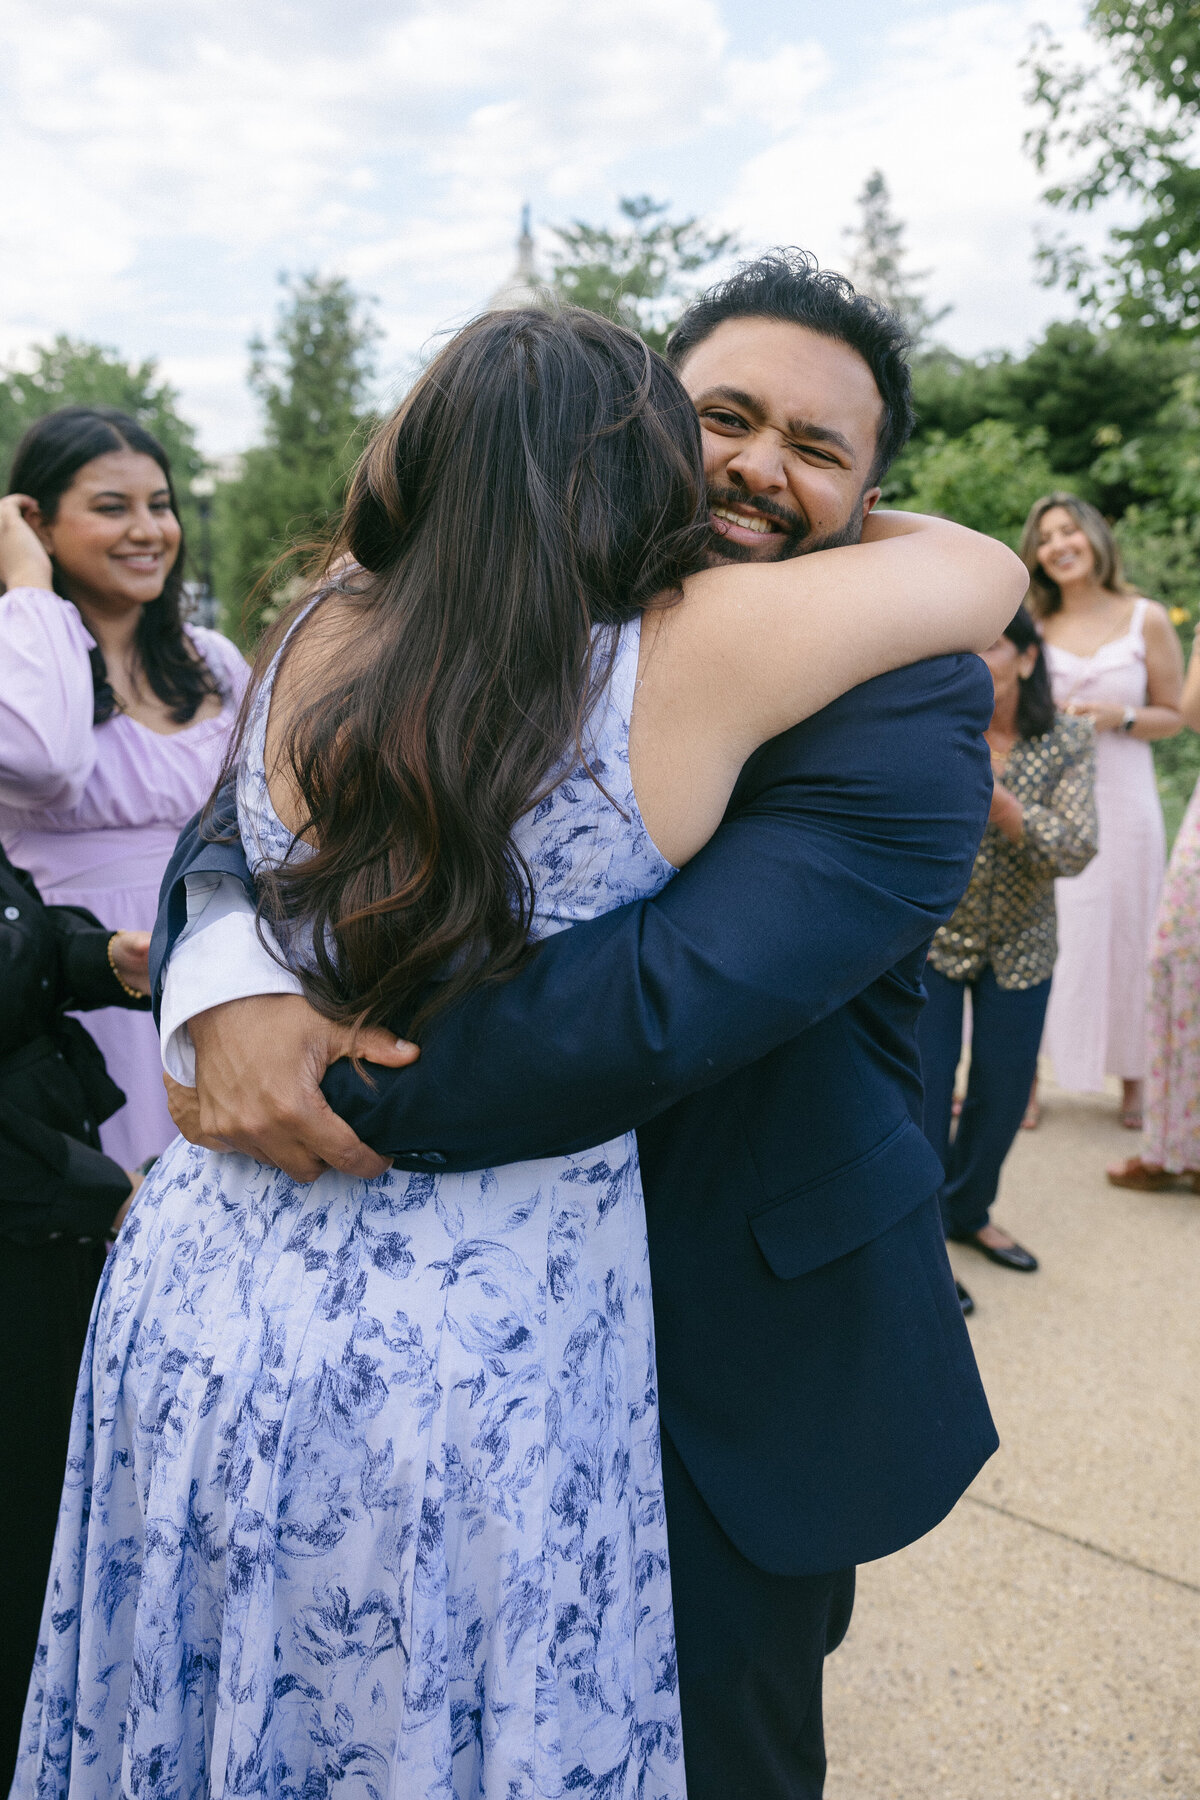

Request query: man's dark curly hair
[{"left": 665, "top": 249, "right": 916, "bottom": 484}]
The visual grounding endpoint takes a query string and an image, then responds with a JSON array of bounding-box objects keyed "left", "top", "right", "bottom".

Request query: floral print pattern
[
  {"left": 14, "top": 617, "right": 685, "bottom": 1800},
  {"left": 1143, "top": 776, "right": 1200, "bottom": 1172}
]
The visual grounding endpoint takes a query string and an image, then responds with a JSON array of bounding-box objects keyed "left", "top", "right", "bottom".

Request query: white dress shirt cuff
[{"left": 160, "top": 872, "right": 302, "bottom": 1085}]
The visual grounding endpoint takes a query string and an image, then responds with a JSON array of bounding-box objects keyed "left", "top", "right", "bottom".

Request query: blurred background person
[
  {"left": 0, "top": 844, "right": 150, "bottom": 1788},
  {"left": 919, "top": 607, "right": 1097, "bottom": 1311},
  {"left": 1110, "top": 639, "right": 1200, "bottom": 1193},
  {"left": 0, "top": 406, "right": 248, "bottom": 1168},
  {"left": 1022, "top": 492, "right": 1183, "bottom": 1132}
]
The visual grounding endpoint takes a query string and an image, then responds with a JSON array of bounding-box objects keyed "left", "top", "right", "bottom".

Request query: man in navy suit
[{"left": 154, "top": 253, "right": 998, "bottom": 1798}]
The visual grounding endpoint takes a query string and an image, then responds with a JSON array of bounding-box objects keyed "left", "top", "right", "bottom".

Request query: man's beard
[{"left": 703, "top": 484, "right": 865, "bottom": 565}]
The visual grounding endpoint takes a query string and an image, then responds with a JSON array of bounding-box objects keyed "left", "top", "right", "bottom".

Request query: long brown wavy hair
[
  {"left": 1019, "top": 490, "right": 1130, "bottom": 618},
  {"left": 239, "top": 305, "right": 710, "bottom": 1034}
]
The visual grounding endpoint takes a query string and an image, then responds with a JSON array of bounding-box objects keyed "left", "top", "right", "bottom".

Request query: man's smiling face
[{"left": 676, "top": 316, "right": 886, "bottom": 564}]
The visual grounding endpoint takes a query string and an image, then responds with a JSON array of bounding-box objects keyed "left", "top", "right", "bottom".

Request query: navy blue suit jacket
[{"left": 153, "top": 654, "right": 999, "bottom": 1576}]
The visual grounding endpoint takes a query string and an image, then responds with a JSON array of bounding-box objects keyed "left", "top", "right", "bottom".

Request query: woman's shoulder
[
  {"left": 1132, "top": 595, "right": 1174, "bottom": 636},
  {"left": 186, "top": 623, "right": 251, "bottom": 695},
  {"left": 0, "top": 584, "right": 94, "bottom": 654}
]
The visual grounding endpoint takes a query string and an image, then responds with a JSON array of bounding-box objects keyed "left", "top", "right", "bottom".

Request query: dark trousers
[
  {"left": 0, "top": 1238, "right": 105, "bottom": 1790},
  {"left": 660, "top": 1427, "right": 855, "bottom": 1800},
  {"left": 918, "top": 964, "right": 1052, "bottom": 1238}
]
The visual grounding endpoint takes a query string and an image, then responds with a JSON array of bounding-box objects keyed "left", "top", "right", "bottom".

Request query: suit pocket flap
[{"left": 747, "top": 1118, "right": 943, "bottom": 1279}]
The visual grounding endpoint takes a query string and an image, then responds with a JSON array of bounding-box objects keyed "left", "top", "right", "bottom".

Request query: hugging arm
[{"left": 323, "top": 655, "right": 993, "bottom": 1167}]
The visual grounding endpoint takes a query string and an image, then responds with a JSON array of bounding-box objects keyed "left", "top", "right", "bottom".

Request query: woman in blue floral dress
[{"left": 12, "top": 307, "right": 1025, "bottom": 1800}]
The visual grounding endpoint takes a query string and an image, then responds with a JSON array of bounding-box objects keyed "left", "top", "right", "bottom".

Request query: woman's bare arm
[
  {"left": 1139, "top": 601, "right": 1184, "bottom": 739},
  {"left": 631, "top": 512, "right": 1026, "bottom": 867},
  {"left": 1180, "top": 638, "right": 1200, "bottom": 734}
]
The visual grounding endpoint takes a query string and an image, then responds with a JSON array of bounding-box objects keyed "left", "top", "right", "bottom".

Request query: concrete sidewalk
[{"left": 823, "top": 1080, "right": 1200, "bottom": 1799}]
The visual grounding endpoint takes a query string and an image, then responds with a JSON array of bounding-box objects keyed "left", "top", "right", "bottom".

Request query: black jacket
[
  {"left": 154, "top": 656, "right": 999, "bottom": 1576},
  {"left": 0, "top": 847, "right": 149, "bottom": 1243}
]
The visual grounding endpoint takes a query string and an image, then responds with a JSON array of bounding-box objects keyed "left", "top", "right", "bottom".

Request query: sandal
[{"left": 1107, "top": 1157, "right": 1172, "bottom": 1191}]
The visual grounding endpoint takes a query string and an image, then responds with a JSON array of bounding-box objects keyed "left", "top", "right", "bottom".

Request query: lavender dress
[
  {"left": 13, "top": 616, "right": 686, "bottom": 1800},
  {"left": 0, "top": 587, "right": 249, "bottom": 1167}
]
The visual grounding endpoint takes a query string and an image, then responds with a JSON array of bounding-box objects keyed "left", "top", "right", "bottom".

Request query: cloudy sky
[{"left": 2, "top": 0, "right": 1110, "bottom": 453}]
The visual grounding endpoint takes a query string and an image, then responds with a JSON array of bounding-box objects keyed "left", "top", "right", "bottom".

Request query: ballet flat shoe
[
  {"left": 955, "top": 1280, "right": 975, "bottom": 1315},
  {"left": 951, "top": 1231, "right": 1039, "bottom": 1272}
]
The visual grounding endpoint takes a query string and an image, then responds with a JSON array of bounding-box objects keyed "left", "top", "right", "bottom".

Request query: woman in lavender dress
[
  {"left": 0, "top": 408, "right": 248, "bottom": 1168},
  {"left": 12, "top": 311, "right": 1024, "bottom": 1800}
]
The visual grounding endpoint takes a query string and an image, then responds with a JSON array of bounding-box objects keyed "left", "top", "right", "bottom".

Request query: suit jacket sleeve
[{"left": 323, "top": 654, "right": 993, "bottom": 1169}]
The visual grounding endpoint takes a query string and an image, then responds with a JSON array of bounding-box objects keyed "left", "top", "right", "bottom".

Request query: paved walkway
[{"left": 823, "top": 1078, "right": 1200, "bottom": 1799}]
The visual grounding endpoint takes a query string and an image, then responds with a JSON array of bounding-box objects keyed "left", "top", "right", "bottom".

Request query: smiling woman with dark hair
[{"left": 0, "top": 406, "right": 248, "bottom": 1166}]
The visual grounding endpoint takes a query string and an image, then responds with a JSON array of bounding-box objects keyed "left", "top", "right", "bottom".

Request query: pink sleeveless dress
[
  {"left": 1042, "top": 599, "right": 1165, "bottom": 1091},
  {"left": 0, "top": 587, "right": 249, "bottom": 1167}
]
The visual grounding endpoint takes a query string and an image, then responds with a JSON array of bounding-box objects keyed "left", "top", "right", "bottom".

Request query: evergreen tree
[
  {"left": 548, "top": 196, "right": 736, "bottom": 352},
  {"left": 218, "top": 273, "right": 379, "bottom": 639},
  {"left": 842, "top": 170, "right": 950, "bottom": 348}
]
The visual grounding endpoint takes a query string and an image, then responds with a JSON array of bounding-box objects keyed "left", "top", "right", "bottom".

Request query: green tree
[
  {"left": 0, "top": 336, "right": 202, "bottom": 503},
  {"left": 1025, "top": 3, "right": 1200, "bottom": 331},
  {"left": 843, "top": 170, "right": 950, "bottom": 348},
  {"left": 548, "top": 196, "right": 736, "bottom": 352},
  {"left": 891, "top": 420, "right": 1064, "bottom": 545},
  {"left": 217, "top": 273, "right": 379, "bottom": 640},
  {"left": 905, "top": 323, "right": 1185, "bottom": 512}
]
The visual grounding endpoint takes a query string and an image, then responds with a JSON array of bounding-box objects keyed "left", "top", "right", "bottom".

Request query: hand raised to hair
[{"left": 0, "top": 493, "right": 53, "bottom": 593}]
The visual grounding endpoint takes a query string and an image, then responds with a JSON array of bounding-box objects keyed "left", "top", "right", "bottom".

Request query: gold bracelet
[{"left": 106, "top": 934, "right": 145, "bottom": 1001}]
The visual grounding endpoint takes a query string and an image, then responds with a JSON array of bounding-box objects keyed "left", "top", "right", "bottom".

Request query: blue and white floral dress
[{"left": 14, "top": 617, "right": 685, "bottom": 1800}]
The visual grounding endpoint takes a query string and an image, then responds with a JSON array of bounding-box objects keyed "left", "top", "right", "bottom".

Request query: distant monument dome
[{"left": 487, "top": 205, "right": 554, "bottom": 311}]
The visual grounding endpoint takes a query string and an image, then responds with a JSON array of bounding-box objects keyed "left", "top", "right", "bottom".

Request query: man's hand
[{"left": 165, "top": 994, "right": 419, "bottom": 1182}]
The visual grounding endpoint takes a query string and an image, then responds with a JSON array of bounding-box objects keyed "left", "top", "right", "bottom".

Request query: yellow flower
[{"left": 1169, "top": 606, "right": 1190, "bottom": 626}]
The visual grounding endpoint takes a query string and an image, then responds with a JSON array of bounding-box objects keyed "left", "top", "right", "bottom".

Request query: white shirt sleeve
[{"left": 160, "top": 872, "right": 302, "bottom": 1085}]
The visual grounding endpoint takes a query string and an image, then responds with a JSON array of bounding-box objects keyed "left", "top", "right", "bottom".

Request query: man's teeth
[{"left": 712, "top": 506, "right": 776, "bottom": 536}]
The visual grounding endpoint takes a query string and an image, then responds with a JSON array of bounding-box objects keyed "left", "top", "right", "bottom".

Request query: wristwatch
[{"left": 1120, "top": 706, "right": 1137, "bottom": 733}]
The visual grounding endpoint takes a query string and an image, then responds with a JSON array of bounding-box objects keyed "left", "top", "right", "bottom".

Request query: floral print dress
[
  {"left": 13, "top": 616, "right": 686, "bottom": 1800},
  {"left": 1143, "top": 774, "right": 1200, "bottom": 1171}
]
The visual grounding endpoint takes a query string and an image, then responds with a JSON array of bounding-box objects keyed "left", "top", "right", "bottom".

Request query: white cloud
[
  {"left": 721, "top": 0, "right": 1113, "bottom": 354},
  {"left": 0, "top": 0, "right": 1110, "bottom": 449}
]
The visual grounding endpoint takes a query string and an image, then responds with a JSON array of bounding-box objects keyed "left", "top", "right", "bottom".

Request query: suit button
[
  {"left": 420, "top": 1150, "right": 447, "bottom": 1165},
  {"left": 3, "top": 906, "right": 18, "bottom": 920}
]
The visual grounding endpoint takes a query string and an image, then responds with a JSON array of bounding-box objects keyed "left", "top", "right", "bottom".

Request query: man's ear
[{"left": 861, "top": 487, "right": 882, "bottom": 519}]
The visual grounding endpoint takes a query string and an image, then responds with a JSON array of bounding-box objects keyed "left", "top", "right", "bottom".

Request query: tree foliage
[
  {"left": 548, "top": 196, "right": 736, "bottom": 352},
  {"left": 0, "top": 336, "right": 201, "bottom": 503},
  {"left": 217, "top": 273, "right": 379, "bottom": 640},
  {"left": 843, "top": 170, "right": 950, "bottom": 348},
  {"left": 892, "top": 420, "right": 1064, "bottom": 546},
  {"left": 1025, "top": 3, "right": 1200, "bottom": 331}
]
